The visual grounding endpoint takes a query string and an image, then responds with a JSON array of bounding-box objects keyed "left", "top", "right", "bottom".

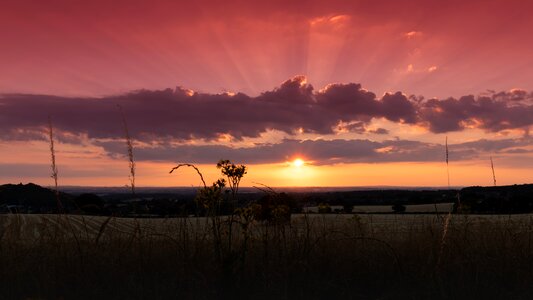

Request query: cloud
[
  {"left": 0, "top": 77, "right": 418, "bottom": 142},
  {"left": 95, "top": 137, "right": 532, "bottom": 165},
  {"left": 369, "top": 128, "right": 389, "bottom": 135},
  {"left": 404, "top": 31, "right": 423, "bottom": 39},
  {"left": 0, "top": 163, "right": 51, "bottom": 178},
  {"left": 419, "top": 91, "right": 533, "bottom": 133},
  {"left": 0, "top": 163, "right": 127, "bottom": 179},
  {"left": 0, "top": 78, "right": 532, "bottom": 144}
]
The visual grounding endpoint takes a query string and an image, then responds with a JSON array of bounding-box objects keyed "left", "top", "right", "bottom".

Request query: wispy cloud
[{"left": 94, "top": 137, "right": 533, "bottom": 165}]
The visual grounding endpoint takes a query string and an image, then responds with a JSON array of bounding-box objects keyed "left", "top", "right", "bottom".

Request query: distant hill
[
  {"left": 0, "top": 183, "right": 73, "bottom": 213},
  {"left": 457, "top": 184, "right": 533, "bottom": 214},
  {"left": 1, "top": 182, "right": 532, "bottom": 215}
]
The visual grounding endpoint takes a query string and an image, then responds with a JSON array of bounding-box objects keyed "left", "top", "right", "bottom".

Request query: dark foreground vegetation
[{"left": 1, "top": 213, "right": 533, "bottom": 299}]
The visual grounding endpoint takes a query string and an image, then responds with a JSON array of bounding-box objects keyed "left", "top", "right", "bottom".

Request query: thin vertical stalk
[
  {"left": 490, "top": 156, "right": 497, "bottom": 186},
  {"left": 445, "top": 136, "right": 450, "bottom": 189},
  {"left": 118, "top": 105, "right": 136, "bottom": 196},
  {"left": 436, "top": 212, "right": 452, "bottom": 270},
  {"left": 48, "top": 116, "right": 63, "bottom": 212}
]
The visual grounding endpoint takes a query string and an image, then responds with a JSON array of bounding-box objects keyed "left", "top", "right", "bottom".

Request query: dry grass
[
  {"left": 1, "top": 213, "right": 533, "bottom": 299},
  {"left": 491, "top": 156, "right": 497, "bottom": 186},
  {"left": 118, "top": 105, "right": 136, "bottom": 196},
  {"left": 47, "top": 116, "right": 62, "bottom": 211}
]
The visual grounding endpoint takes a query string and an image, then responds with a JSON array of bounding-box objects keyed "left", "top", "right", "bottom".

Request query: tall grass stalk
[
  {"left": 169, "top": 163, "right": 218, "bottom": 259},
  {"left": 169, "top": 163, "right": 207, "bottom": 189},
  {"left": 490, "top": 156, "right": 497, "bottom": 186},
  {"left": 445, "top": 136, "right": 450, "bottom": 189},
  {"left": 118, "top": 105, "right": 136, "bottom": 196},
  {"left": 47, "top": 117, "right": 84, "bottom": 261},
  {"left": 436, "top": 212, "right": 452, "bottom": 269},
  {"left": 48, "top": 116, "right": 62, "bottom": 212}
]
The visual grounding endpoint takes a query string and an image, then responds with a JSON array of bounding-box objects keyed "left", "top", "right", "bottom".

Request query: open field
[{"left": 1, "top": 213, "right": 533, "bottom": 299}]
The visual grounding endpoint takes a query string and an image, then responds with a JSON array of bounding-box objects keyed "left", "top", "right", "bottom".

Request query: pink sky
[{"left": 1, "top": 0, "right": 533, "bottom": 187}]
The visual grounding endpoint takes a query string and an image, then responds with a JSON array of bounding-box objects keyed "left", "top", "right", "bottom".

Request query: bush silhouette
[{"left": 392, "top": 203, "right": 406, "bottom": 213}]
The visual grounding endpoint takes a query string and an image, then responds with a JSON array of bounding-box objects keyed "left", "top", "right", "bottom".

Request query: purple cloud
[
  {"left": 1, "top": 78, "right": 532, "bottom": 144},
  {"left": 420, "top": 91, "right": 533, "bottom": 133}
]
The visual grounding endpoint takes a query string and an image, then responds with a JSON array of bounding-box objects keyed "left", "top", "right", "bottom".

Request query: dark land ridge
[{"left": 1, "top": 182, "right": 532, "bottom": 215}]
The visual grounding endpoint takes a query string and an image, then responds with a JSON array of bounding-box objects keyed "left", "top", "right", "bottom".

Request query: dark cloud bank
[
  {"left": 1, "top": 76, "right": 532, "bottom": 164},
  {"left": 95, "top": 137, "right": 532, "bottom": 165}
]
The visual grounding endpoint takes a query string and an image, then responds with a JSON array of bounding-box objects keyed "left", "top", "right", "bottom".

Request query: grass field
[{"left": 1, "top": 213, "right": 533, "bottom": 299}]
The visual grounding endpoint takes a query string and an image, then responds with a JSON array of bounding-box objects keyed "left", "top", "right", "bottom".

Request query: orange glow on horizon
[
  {"left": 3, "top": 159, "right": 533, "bottom": 188},
  {"left": 1, "top": 138, "right": 533, "bottom": 188}
]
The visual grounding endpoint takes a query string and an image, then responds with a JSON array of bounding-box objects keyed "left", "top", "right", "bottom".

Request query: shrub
[
  {"left": 74, "top": 193, "right": 104, "bottom": 215},
  {"left": 392, "top": 203, "right": 406, "bottom": 213},
  {"left": 318, "top": 202, "right": 332, "bottom": 214}
]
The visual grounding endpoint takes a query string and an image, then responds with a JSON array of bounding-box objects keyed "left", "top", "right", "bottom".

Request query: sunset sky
[{"left": 1, "top": 0, "right": 533, "bottom": 188}]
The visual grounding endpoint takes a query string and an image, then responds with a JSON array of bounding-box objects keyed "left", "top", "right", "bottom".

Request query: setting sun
[{"left": 293, "top": 158, "right": 305, "bottom": 168}]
